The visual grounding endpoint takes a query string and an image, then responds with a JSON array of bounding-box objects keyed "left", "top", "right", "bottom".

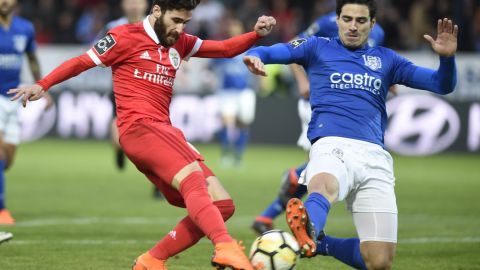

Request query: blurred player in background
[
  {"left": 9, "top": 0, "right": 276, "bottom": 269},
  {"left": 252, "top": 4, "right": 385, "bottom": 235},
  {"left": 0, "top": 0, "right": 52, "bottom": 225},
  {"left": 212, "top": 16, "right": 258, "bottom": 167},
  {"left": 244, "top": 0, "right": 457, "bottom": 268},
  {"left": 95, "top": 0, "right": 148, "bottom": 170}
]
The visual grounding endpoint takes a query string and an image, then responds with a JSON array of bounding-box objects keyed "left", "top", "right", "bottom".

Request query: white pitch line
[
  {"left": 14, "top": 215, "right": 270, "bottom": 227},
  {"left": 3, "top": 237, "right": 480, "bottom": 246},
  {"left": 6, "top": 237, "right": 480, "bottom": 246}
]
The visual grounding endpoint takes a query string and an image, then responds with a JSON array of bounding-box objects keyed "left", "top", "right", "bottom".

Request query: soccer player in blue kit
[
  {"left": 244, "top": 0, "right": 458, "bottom": 269},
  {"left": 0, "top": 0, "right": 51, "bottom": 225},
  {"left": 252, "top": 5, "right": 386, "bottom": 235}
]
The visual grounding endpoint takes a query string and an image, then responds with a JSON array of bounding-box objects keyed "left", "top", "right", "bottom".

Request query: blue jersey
[
  {"left": 247, "top": 37, "right": 456, "bottom": 146},
  {"left": 212, "top": 53, "right": 252, "bottom": 91},
  {"left": 298, "top": 11, "right": 385, "bottom": 47},
  {"left": 0, "top": 16, "right": 36, "bottom": 96}
]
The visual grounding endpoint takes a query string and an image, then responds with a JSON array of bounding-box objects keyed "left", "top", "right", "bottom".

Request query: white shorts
[
  {"left": 219, "top": 89, "right": 256, "bottom": 125},
  {"left": 296, "top": 99, "right": 311, "bottom": 151},
  {"left": 0, "top": 96, "right": 21, "bottom": 145},
  {"left": 301, "top": 136, "right": 397, "bottom": 214}
]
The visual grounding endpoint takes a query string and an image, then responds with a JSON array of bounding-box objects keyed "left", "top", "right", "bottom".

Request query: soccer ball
[{"left": 249, "top": 230, "right": 300, "bottom": 270}]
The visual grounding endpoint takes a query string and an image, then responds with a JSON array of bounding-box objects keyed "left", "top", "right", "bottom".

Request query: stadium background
[{"left": 2, "top": 0, "right": 480, "bottom": 269}]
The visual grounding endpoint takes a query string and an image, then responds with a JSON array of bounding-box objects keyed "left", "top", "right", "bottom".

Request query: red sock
[
  {"left": 179, "top": 172, "right": 232, "bottom": 244},
  {"left": 150, "top": 199, "right": 235, "bottom": 260}
]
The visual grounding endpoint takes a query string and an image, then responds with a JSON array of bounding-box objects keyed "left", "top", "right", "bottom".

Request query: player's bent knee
[
  {"left": 364, "top": 255, "right": 393, "bottom": 270},
  {"left": 360, "top": 242, "right": 395, "bottom": 270},
  {"left": 213, "top": 199, "right": 235, "bottom": 221},
  {"left": 307, "top": 173, "right": 339, "bottom": 202}
]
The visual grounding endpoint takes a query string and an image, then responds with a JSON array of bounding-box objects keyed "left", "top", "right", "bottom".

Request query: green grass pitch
[{"left": 0, "top": 139, "right": 479, "bottom": 269}]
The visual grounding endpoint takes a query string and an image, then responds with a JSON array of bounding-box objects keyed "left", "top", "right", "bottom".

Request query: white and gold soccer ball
[{"left": 249, "top": 230, "right": 300, "bottom": 270}]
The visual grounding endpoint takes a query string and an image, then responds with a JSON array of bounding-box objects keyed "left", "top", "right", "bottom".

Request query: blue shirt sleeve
[
  {"left": 246, "top": 37, "right": 321, "bottom": 67},
  {"left": 392, "top": 52, "right": 457, "bottom": 95}
]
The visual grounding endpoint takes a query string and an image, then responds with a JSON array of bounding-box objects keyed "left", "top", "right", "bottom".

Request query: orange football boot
[
  {"left": 132, "top": 252, "right": 167, "bottom": 270},
  {"left": 211, "top": 241, "right": 254, "bottom": 270},
  {"left": 285, "top": 198, "right": 317, "bottom": 257},
  {"left": 0, "top": 209, "right": 15, "bottom": 225}
]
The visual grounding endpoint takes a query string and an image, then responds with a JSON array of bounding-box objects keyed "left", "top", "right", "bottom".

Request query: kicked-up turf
[{"left": 0, "top": 139, "right": 479, "bottom": 269}]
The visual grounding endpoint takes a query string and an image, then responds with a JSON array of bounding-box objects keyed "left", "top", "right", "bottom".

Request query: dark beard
[{"left": 154, "top": 14, "right": 180, "bottom": 47}]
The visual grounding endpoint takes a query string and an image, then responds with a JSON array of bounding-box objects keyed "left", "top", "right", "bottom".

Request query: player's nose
[{"left": 175, "top": 23, "right": 185, "bottom": 34}]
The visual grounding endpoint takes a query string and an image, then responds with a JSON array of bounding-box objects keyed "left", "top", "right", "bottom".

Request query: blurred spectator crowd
[{"left": 17, "top": 0, "right": 480, "bottom": 51}]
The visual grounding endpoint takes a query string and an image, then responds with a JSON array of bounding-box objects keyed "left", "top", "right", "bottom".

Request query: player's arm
[
  {"left": 243, "top": 44, "right": 296, "bottom": 77},
  {"left": 194, "top": 15, "right": 276, "bottom": 58},
  {"left": 290, "top": 60, "right": 310, "bottom": 99},
  {"left": 8, "top": 54, "right": 96, "bottom": 107},
  {"left": 25, "top": 51, "right": 41, "bottom": 81},
  {"left": 395, "top": 18, "right": 458, "bottom": 94}
]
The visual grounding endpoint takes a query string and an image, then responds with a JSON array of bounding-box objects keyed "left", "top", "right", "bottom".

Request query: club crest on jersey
[
  {"left": 363, "top": 55, "right": 382, "bottom": 71},
  {"left": 13, "top": 35, "right": 27, "bottom": 53},
  {"left": 168, "top": 48, "right": 181, "bottom": 70},
  {"left": 289, "top": 38, "right": 307, "bottom": 48},
  {"left": 94, "top": 34, "right": 116, "bottom": 56}
]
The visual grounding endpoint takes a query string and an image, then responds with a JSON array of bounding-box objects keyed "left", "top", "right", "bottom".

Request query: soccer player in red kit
[{"left": 8, "top": 0, "right": 276, "bottom": 269}]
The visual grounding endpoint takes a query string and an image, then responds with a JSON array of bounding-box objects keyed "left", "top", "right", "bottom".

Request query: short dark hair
[
  {"left": 336, "top": 0, "right": 377, "bottom": 19},
  {"left": 152, "top": 0, "right": 200, "bottom": 12}
]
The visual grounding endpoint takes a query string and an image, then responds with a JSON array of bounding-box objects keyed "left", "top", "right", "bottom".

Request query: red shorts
[{"left": 120, "top": 119, "right": 215, "bottom": 207}]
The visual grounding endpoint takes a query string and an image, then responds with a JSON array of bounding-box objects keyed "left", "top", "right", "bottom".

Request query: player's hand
[
  {"left": 7, "top": 84, "right": 45, "bottom": 108},
  {"left": 424, "top": 18, "right": 458, "bottom": 57},
  {"left": 243, "top": 56, "right": 267, "bottom": 76},
  {"left": 254, "top": 15, "right": 276, "bottom": 37}
]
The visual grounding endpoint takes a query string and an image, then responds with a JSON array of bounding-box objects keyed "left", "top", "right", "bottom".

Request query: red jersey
[{"left": 86, "top": 18, "right": 203, "bottom": 135}]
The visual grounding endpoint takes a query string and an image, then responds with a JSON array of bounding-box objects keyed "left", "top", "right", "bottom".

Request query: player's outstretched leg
[
  {"left": 286, "top": 198, "right": 317, "bottom": 257},
  {"left": 315, "top": 235, "right": 367, "bottom": 270}
]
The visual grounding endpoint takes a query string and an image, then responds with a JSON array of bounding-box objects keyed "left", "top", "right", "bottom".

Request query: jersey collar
[{"left": 143, "top": 16, "right": 160, "bottom": 44}]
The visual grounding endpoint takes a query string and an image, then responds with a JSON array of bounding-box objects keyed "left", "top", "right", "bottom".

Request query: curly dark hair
[
  {"left": 152, "top": 0, "right": 200, "bottom": 12},
  {"left": 336, "top": 0, "right": 377, "bottom": 19}
]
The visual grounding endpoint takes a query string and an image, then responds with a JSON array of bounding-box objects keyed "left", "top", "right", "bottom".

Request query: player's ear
[
  {"left": 151, "top": 4, "right": 162, "bottom": 18},
  {"left": 370, "top": 17, "right": 376, "bottom": 29}
]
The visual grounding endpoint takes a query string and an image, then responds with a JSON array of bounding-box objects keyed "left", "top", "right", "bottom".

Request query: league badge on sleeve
[
  {"left": 289, "top": 38, "right": 307, "bottom": 48},
  {"left": 363, "top": 55, "right": 382, "bottom": 71},
  {"left": 94, "top": 34, "right": 116, "bottom": 56}
]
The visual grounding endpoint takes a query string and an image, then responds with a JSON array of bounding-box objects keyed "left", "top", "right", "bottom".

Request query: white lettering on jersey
[
  {"left": 330, "top": 72, "right": 382, "bottom": 95},
  {"left": 0, "top": 54, "right": 22, "bottom": 69},
  {"left": 168, "top": 230, "right": 177, "bottom": 240},
  {"left": 133, "top": 68, "right": 174, "bottom": 87}
]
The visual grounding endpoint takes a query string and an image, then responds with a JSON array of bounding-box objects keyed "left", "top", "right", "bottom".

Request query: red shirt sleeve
[
  {"left": 194, "top": 32, "right": 261, "bottom": 58},
  {"left": 177, "top": 33, "right": 203, "bottom": 61},
  {"left": 37, "top": 54, "right": 96, "bottom": 91},
  {"left": 86, "top": 27, "right": 129, "bottom": 67}
]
